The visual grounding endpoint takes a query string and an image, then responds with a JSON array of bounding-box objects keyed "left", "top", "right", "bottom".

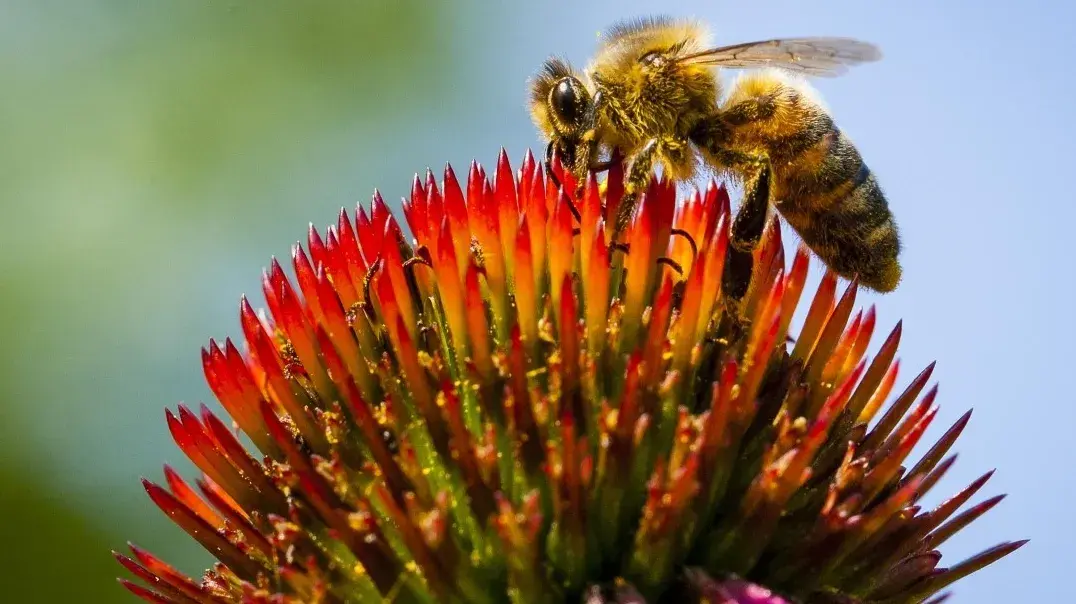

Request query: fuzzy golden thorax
[{"left": 587, "top": 18, "right": 721, "bottom": 165}]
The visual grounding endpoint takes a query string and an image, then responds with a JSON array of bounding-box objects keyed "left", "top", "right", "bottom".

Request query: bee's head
[{"left": 529, "top": 57, "right": 592, "bottom": 167}]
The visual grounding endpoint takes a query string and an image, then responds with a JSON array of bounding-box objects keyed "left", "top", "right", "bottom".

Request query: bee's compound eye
[{"left": 550, "top": 78, "right": 585, "bottom": 127}]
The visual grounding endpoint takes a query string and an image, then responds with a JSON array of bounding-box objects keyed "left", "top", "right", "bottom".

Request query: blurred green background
[
  {"left": 3, "top": 1, "right": 1070, "bottom": 602},
  {"left": 0, "top": 2, "right": 531, "bottom": 600}
]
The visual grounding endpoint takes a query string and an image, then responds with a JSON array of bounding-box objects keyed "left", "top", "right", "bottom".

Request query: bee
[{"left": 529, "top": 16, "right": 901, "bottom": 300}]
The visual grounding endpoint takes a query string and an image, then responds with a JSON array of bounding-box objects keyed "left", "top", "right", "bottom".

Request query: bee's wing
[{"left": 679, "top": 37, "right": 881, "bottom": 77}]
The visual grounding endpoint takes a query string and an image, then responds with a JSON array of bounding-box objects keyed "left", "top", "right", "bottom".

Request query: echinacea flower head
[{"left": 115, "top": 149, "right": 1023, "bottom": 603}]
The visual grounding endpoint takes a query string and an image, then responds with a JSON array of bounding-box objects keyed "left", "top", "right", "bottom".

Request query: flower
[{"left": 115, "top": 149, "right": 1023, "bottom": 603}]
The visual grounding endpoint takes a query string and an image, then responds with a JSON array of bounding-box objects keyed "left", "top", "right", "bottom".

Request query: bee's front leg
[
  {"left": 571, "top": 135, "right": 601, "bottom": 198},
  {"left": 568, "top": 90, "right": 607, "bottom": 200}
]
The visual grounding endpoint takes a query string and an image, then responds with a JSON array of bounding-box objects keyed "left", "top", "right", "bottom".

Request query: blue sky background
[
  {"left": 2, "top": 1, "right": 1071, "bottom": 601},
  {"left": 524, "top": 3, "right": 1072, "bottom": 601}
]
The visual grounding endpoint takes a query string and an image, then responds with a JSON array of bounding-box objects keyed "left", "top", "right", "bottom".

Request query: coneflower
[{"left": 115, "top": 149, "right": 1023, "bottom": 603}]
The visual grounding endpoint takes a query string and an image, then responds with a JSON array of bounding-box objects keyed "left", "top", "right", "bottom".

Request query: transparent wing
[{"left": 679, "top": 37, "right": 882, "bottom": 77}]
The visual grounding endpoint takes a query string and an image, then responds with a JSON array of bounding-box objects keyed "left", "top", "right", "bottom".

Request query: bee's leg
[
  {"left": 724, "top": 162, "right": 772, "bottom": 302},
  {"left": 544, "top": 140, "right": 562, "bottom": 189},
  {"left": 609, "top": 138, "right": 662, "bottom": 248},
  {"left": 572, "top": 136, "right": 600, "bottom": 195},
  {"left": 544, "top": 137, "right": 608, "bottom": 225},
  {"left": 545, "top": 140, "right": 584, "bottom": 221},
  {"left": 569, "top": 90, "right": 606, "bottom": 200},
  {"left": 688, "top": 115, "right": 772, "bottom": 306},
  {"left": 684, "top": 110, "right": 770, "bottom": 171},
  {"left": 718, "top": 93, "right": 779, "bottom": 127}
]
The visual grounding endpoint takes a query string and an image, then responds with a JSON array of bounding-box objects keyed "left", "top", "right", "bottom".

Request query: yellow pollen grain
[
  {"left": 417, "top": 350, "right": 434, "bottom": 369},
  {"left": 605, "top": 409, "right": 620, "bottom": 430}
]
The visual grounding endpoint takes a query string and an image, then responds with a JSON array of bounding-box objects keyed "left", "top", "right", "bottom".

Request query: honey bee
[{"left": 529, "top": 16, "right": 901, "bottom": 300}]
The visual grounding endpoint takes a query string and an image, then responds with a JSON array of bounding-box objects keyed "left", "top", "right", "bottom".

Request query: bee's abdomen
[
  {"left": 720, "top": 71, "right": 902, "bottom": 291},
  {"left": 777, "top": 125, "right": 902, "bottom": 291}
]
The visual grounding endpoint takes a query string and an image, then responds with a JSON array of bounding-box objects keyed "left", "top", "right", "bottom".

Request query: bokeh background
[{"left": 2, "top": 1, "right": 1071, "bottom": 601}]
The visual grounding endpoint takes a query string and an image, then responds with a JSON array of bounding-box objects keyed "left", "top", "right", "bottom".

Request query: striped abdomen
[{"left": 724, "top": 71, "right": 902, "bottom": 292}]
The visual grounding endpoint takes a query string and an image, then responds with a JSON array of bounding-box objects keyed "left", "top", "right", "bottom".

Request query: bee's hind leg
[
  {"left": 724, "top": 161, "right": 772, "bottom": 304},
  {"left": 687, "top": 114, "right": 774, "bottom": 307}
]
